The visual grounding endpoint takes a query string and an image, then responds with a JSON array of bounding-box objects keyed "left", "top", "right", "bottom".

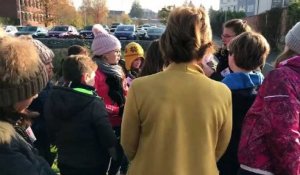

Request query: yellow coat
[{"left": 121, "top": 63, "right": 232, "bottom": 175}]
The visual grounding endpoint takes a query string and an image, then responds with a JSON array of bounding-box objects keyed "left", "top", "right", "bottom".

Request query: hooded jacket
[
  {"left": 238, "top": 56, "right": 300, "bottom": 175},
  {"left": 44, "top": 84, "right": 117, "bottom": 169},
  {"left": 218, "top": 72, "right": 263, "bottom": 175},
  {"left": 0, "top": 121, "right": 55, "bottom": 175}
]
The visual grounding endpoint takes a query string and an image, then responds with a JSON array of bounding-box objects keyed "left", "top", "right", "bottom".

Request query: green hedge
[
  {"left": 38, "top": 38, "right": 153, "bottom": 51},
  {"left": 44, "top": 39, "right": 153, "bottom": 79}
]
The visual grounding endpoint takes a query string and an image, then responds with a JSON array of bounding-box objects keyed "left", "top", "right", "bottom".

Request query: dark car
[
  {"left": 110, "top": 23, "right": 122, "bottom": 34},
  {"left": 48, "top": 25, "right": 79, "bottom": 38},
  {"left": 114, "top": 25, "right": 137, "bottom": 40},
  {"left": 146, "top": 28, "right": 165, "bottom": 40},
  {"left": 79, "top": 25, "right": 94, "bottom": 39},
  {"left": 15, "top": 26, "right": 48, "bottom": 38}
]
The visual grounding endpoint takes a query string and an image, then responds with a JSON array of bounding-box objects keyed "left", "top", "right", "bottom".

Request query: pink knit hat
[{"left": 91, "top": 32, "right": 121, "bottom": 56}]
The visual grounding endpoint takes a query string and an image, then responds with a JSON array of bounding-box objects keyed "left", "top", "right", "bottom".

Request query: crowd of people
[{"left": 0, "top": 6, "right": 299, "bottom": 175}]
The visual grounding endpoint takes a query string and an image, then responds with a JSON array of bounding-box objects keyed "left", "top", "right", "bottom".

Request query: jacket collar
[
  {"left": 278, "top": 55, "right": 300, "bottom": 74},
  {"left": 222, "top": 72, "right": 264, "bottom": 90},
  {"left": 165, "top": 63, "right": 204, "bottom": 74},
  {"left": 0, "top": 121, "right": 15, "bottom": 144}
]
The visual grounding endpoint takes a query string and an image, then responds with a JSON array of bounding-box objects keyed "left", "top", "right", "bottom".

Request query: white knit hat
[
  {"left": 92, "top": 24, "right": 108, "bottom": 36},
  {"left": 285, "top": 22, "right": 300, "bottom": 54}
]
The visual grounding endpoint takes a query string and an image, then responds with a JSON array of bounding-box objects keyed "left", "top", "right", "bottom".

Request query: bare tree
[{"left": 92, "top": 0, "right": 109, "bottom": 23}]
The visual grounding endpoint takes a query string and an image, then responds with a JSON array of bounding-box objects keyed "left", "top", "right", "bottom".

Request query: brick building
[{"left": 0, "top": 0, "right": 45, "bottom": 26}]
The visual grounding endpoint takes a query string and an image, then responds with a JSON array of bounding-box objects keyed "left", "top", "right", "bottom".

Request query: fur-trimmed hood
[{"left": 0, "top": 121, "right": 15, "bottom": 144}]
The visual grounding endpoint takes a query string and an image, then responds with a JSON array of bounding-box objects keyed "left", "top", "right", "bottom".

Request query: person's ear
[{"left": 80, "top": 73, "right": 89, "bottom": 85}]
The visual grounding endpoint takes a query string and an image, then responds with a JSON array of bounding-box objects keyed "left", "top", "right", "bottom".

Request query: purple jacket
[{"left": 238, "top": 56, "right": 300, "bottom": 175}]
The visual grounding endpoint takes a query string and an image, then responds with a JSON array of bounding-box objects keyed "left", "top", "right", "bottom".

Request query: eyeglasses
[
  {"left": 221, "top": 34, "right": 235, "bottom": 38},
  {"left": 114, "top": 50, "right": 121, "bottom": 54}
]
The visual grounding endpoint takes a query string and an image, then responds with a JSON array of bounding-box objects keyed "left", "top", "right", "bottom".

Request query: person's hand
[{"left": 201, "top": 62, "right": 215, "bottom": 77}]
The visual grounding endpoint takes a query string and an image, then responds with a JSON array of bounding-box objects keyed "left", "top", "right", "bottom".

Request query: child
[
  {"left": 45, "top": 55, "right": 121, "bottom": 175},
  {"left": 91, "top": 25, "right": 128, "bottom": 175},
  {"left": 67, "top": 45, "right": 89, "bottom": 56},
  {"left": 217, "top": 31, "right": 270, "bottom": 175},
  {"left": 238, "top": 22, "right": 300, "bottom": 175},
  {"left": 124, "top": 42, "right": 144, "bottom": 85}
]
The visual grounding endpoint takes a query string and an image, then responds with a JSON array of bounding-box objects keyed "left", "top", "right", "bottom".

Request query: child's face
[
  {"left": 104, "top": 49, "right": 121, "bottom": 65},
  {"left": 221, "top": 27, "right": 236, "bottom": 47},
  {"left": 131, "top": 58, "right": 143, "bottom": 69}
]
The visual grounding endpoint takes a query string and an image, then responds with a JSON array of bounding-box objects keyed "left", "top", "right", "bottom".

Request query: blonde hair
[
  {"left": 275, "top": 48, "right": 298, "bottom": 66},
  {"left": 0, "top": 27, "right": 6, "bottom": 38},
  {"left": 160, "top": 6, "right": 214, "bottom": 63},
  {"left": 0, "top": 36, "right": 40, "bottom": 84}
]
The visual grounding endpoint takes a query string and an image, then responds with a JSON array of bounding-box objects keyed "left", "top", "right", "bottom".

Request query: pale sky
[{"left": 71, "top": 0, "right": 220, "bottom": 13}]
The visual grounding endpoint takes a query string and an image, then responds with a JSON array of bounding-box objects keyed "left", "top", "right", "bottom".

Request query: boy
[
  {"left": 45, "top": 55, "right": 121, "bottom": 175},
  {"left": 217, "top": 31, "right": 270, "bottom": 175}
]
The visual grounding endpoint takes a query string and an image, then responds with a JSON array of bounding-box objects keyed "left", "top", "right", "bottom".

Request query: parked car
[
  {"left": 16, "top": 26, "right": 26, "bottom": 31},
  {"left": 141, "top": 24, "right": 152, "bottom": 31},
  {"left": 136, "top": 27, "right": 147, "bottom": 40},
  {"left": 48, "top": 25, "right": 79, "bottom": 38},
  {"left": 3, "top": 25, "right": 18, "bottom": 36},
  {"left": 15, "top": 26, "right": 48, "bottom": 38},
  {"left": 103, "top": 25, "right": 110, "bottom": 32},
  {"left": 146, "top": 28, "right": 165, "bottom": 40},
  {"left": 79, "top": 25, "right": 94, "bottom": 39},
  {"left": 114, "top": 25, "right": 137, "bottom": 40},
  {"left": 110, "top": 22, "right": 122, "bottom": 33}
]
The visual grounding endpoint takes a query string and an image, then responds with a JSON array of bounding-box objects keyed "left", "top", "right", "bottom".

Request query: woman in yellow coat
[{"left": 121, "top": 7, "right": 232, "bottom": 175}]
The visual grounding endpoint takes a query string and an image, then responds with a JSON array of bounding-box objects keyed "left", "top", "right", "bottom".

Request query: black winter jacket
[
  {"left": 217, "top": 88, "right": 257, "bottom": 175},
  {"left": 44, "top": 84, "right": 118, "bottom": 169},
  {"left": 0, "top": 121, "right": 55, "bottom": 175}
]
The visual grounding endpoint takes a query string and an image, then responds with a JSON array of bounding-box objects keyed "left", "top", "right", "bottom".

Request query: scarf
[{"left": 94, "top": 57, "right": 124, "bottom": 78}]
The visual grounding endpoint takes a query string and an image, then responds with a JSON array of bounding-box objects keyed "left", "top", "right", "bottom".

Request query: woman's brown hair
[
  {"left": 224, "top": 19, "right": 252, "bottom": 35},
  {"left": 160, "top": 7, "right": 214, "bottom": 63}
]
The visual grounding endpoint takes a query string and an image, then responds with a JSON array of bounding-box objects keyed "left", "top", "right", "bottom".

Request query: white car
[
  {"left": 3, "top": 25, "right": 18, "bottom": 36},
  {"left": 137, "top": 27, "right": 147, "bottom": 40}
]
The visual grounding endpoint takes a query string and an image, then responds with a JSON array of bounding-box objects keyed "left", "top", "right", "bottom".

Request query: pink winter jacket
[{"left": 238, "top": 56, "right": 300, "bottom": 175}]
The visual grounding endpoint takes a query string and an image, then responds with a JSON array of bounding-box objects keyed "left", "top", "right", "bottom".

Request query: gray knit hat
[
  {"left": 285, "top": 22, "right": 300, "bottom": 54},
  {"left": 31, "top": 39, "right": 54, "bottom": 65}
]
